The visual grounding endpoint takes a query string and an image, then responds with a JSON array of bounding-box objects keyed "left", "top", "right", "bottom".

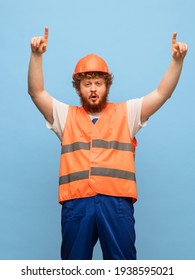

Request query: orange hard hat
[{"left": 72, "top": 54, "right": 110, "bottom": 78}]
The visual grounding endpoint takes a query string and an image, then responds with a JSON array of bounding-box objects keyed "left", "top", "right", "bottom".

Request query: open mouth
[{"left": 90, "top": 94, "right": 98, "bottom": 102}]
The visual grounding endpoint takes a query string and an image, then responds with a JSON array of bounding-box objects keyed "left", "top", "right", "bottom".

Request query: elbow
[
  {"left": 28, "top": 87, "right": 33, "bottom": 96},
  {"left": 28, "top": 87, "right": 36, "bottom": 99},
  {"left": 27, "top": 86, "right": 43, "bottom": 99}
]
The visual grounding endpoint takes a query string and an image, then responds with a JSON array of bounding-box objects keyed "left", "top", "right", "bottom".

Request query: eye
[
  {"left": 96, "top": 81, "right": 103, "bottom": 87},
  {"left": 84, "top": 82, "right": 91, "bottom": 87}
]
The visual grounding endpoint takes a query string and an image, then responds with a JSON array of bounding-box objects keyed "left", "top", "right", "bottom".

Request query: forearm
[
  {"left": 157, "top": 58, "right": 184, "bottom": 100},
  {"left": 28, "top": 52, "right": 44, "bottom": 97},
  {"left": 141, "top": 33, "right": 187, "bottom": 122}
]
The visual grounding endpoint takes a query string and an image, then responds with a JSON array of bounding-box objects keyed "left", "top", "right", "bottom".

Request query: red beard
[{"left": 79, "top": 92, "right": 108, "bottom": 113}]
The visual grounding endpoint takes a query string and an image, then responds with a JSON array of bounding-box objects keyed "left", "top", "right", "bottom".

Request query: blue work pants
[{"left": 61, "top": 194, "right": 136, "bottom": 260}]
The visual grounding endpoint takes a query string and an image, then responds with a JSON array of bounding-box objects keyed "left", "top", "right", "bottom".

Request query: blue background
[{"left": 0, "top": 0, "right": 195, "bottom": 260}]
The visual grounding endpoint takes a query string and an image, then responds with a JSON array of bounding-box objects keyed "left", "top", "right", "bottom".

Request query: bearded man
[{"left": 28, "top": 27, "right": 188, "bottom": 260}]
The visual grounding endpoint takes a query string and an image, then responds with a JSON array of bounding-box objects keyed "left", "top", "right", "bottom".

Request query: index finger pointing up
[
  {"left": 44, "top": 26, "right": 49, "bottom": 40},
  {"left": 172, "top": 32, "right": 177, "bottom": 45}
]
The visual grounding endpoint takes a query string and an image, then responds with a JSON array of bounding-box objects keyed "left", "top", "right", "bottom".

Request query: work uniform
[{"left": 47, "top": 97, "right": 147, "bottom": 260}]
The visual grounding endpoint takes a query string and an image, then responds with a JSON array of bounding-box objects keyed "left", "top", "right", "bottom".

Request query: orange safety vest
[{"left": 58, "top": 102, "right": 138, "bottom": 203}]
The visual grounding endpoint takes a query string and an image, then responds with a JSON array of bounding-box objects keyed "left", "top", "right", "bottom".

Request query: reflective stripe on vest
[
  {"left": 61, "top": 140, "right": 133, "bottom": 154},
  {"left": 59, "top": 167, "right": 136, "bottom": 185},
  {"left": 90, "top": 167, "right": 136, "bottom": 181},
  {"left": 92, "top": 139, "right": 133, "bottom": 151},
  {"left": 59, "top": 170, "right": 89, "bottom": 185},
  {"left": 58, "top": 102, "right": 138, "bottom": 203},
  {"left": 61, "top": 142, "right": 90, "bottom": 154}
]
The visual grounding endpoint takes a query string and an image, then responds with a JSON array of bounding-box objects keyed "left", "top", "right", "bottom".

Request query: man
[{"left": 28, "top": 27, "right": 188, "bottom": 260}]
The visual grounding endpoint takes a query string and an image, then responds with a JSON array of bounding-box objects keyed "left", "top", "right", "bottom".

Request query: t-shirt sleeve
[
  {"left": 46, "top": 98, "right": 69, "bottom": 141},
  {"left": 126, "top": 97, "right": 147, "bottom": 138}
]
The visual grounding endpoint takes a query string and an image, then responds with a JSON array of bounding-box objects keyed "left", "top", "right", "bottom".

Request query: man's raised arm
[
  {"left": 141, "top": 32, "right": 188, "bottom": 122},
  {"left": 28, "top": 27, "right": 54, "bottom": 124}
]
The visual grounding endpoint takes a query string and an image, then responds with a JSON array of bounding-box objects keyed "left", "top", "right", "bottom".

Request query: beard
[{"left": 79, "top": 92, "right": 109, "bottom": 113}]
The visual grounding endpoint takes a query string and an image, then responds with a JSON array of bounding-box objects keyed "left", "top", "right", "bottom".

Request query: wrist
[
  {"left": 171, "top": 57, "right": 184, "bottom": 66},
  {"left": 31, "top": 51, "right": 43, "bottom": 57}
]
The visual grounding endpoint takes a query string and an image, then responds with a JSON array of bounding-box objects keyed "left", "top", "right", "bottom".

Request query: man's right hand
[{"left": 30, "top": 27, "right": 49, "bottom": 54}]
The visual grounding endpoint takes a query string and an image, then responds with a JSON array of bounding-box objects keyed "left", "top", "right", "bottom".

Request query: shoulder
[
  {"left": 126, "top": 97, "right": 144, "bottom": 110},
  {"left": 113, "top": 98, "right": 143, "bottom": 113},
  {"left": 52, "top": 97, "right": 69, "bottom": 112}
]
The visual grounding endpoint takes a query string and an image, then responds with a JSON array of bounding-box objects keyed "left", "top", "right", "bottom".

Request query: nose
[{"left": 90, "top": 83, "right": 97, "bottom": 91}]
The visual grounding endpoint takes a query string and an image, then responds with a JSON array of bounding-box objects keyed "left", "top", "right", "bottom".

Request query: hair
[{"left": 72, "top": 72, "right": 114, "bottom": 92}]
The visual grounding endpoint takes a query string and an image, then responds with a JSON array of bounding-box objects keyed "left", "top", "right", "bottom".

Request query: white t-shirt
[{"left": 46, "top": 97, "right": 147, "bottom": 141}]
